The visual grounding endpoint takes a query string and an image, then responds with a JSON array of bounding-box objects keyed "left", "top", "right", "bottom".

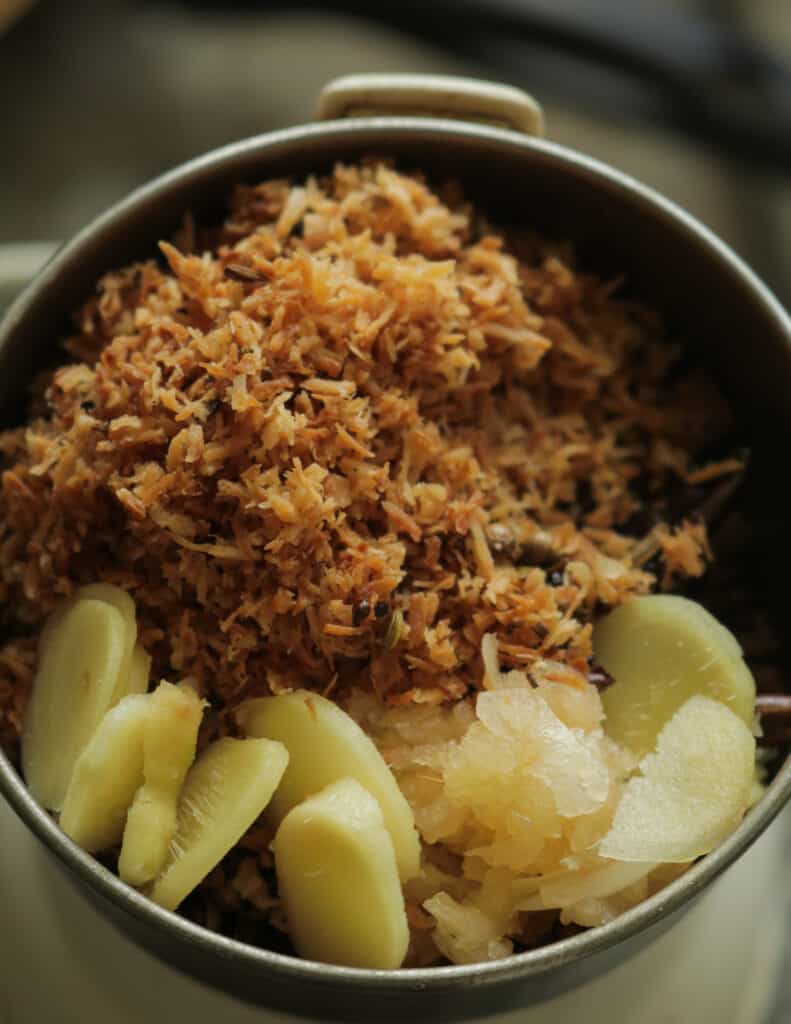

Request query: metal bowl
[{"left": 1, "top": 75, "right": 790, "bottom": 1022}]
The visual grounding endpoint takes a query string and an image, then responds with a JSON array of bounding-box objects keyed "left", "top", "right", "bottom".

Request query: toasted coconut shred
[{"left": 0, "top": 162, "right": 748, "bottom": 963}]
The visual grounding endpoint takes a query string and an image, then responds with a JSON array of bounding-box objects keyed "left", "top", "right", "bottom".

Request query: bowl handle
[{"left": 315, "top": 73, "right": 544, "bottom": 137}]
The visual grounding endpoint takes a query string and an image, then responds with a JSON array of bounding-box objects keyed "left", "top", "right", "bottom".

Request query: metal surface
[
  {"left": 1, "top": 106, "right": 790, "bottom": 1021},
  {"left": 316, "top": 73, "right": 545, "bottom": 135}
]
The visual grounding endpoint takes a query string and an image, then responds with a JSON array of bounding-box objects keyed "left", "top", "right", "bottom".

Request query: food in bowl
[{"left": 0, "top": 161, "right": 782, "bottom": 969}]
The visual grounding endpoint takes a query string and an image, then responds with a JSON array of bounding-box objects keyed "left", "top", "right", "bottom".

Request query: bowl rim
[{"left": 1, "top": 113, "right": 790, "bottom": 997}]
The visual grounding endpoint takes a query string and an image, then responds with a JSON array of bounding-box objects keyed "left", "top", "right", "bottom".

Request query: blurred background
[
  {"left": 0, "top": 3, "right": 789, "bottom": 1020},
  {"left": 0, "top": 0, "right": 790, "bottom": 308}
]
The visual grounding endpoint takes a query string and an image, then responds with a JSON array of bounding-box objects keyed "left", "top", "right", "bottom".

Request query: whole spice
[
  {"left": 518, "top": 533, "right": 560, "bottom": 568},
  {"left": 384, "top": 610, "right": 405, "bottom": 651},
  {"left": 224, "top": 263, "right": 267, "bottom": 284},
  {"left": 487, "top": 523, "right": 516, "bottom": 556},
  {"left": 587, "top": 664, "right": 615, "bottom": 691},
  {"left": 352, "top": 599, "right": 371, "bottom": 627}
]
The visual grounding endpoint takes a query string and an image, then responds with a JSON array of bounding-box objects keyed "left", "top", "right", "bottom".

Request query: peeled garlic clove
[
  {"left": 22, "top": 599, "right": 127, "bottom": 811},
  {"left": 75, "top": 583, "right": 138, "bottom": 704},
  {"left": 598, "top": 695, "right": 755, "bottom": 863},
  {"left": 60, "top": 694, "right": 149, "bottom": 852},
  {"left": 149, "top": 737, "right": 288, "bottom": 911},
  {"left": 237, "top": 691, "right": 420, "bottom": 882},
  {"left": 118, "top": 681, "right": 203, "bottom": 887},
  {"left": 594, "top": 594, "right": 755, "bottom": 758},
  {"left": 274, "top": 777, "right": 409, "bottom": 970}
]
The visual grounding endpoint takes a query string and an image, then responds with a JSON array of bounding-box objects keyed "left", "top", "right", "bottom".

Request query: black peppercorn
[{"left": 352, "top": 599, "right": 371, "bottom": 626}]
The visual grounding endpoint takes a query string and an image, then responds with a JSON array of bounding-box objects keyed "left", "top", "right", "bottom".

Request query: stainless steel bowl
[{"left": 1, "top": 75, "right": 790, "bottom": 1022}]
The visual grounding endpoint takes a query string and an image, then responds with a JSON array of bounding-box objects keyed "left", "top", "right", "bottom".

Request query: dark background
[{"left": 0, "top": 0, "right": 790, "bottom": 305}]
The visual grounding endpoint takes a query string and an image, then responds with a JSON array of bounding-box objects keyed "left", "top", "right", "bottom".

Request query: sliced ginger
[
  {"left": 22, "top": 584, "right": 151, "bottom": 814},
  {"left": 599, "top": 695, "right": 755, "bottom": 863},
  {"left": 72, "top": 584, "right": 151, "bottom": 699},
  {"left": 60, "top": 694, "right": 150, "bottom": 852},
  {"left": 22, "top": 598, "right": 128, "bottom": 811},
  {"left": 127, "top": 643, "right": 152, "bottom": 696},
  {"left": 28, "top": 580, "right": 762, "bottom": 966},
  {"left": 119, "top": 681, "right": 204, "bottom": 887},
  {"left": 150, "top": 737, "right": 288, "bottom": 911},
  {"left": 594, "top": 594, "right": 756, "bottom": 758},
  {"left": 237, "top": 691, "right": 421, "bottom": 882},
  {"left": 75, "top": 584, "right": 138, "bottom": 704},
  {"left": 274, "top": 777, "right": 409, "bottom": 970}
]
